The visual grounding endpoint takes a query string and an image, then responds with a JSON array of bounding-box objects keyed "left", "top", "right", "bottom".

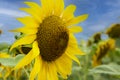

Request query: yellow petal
[
  {"left": 66, "top": 46, "right": 84, "bottom": 56},
  {"left": 66, "top": 14, "right": 88, "bottom": 26},
  {"left": 0, "top": 53, "right": 10, "bottom": 58},
  {"left": 54, "top": 0, "right": 64, "bottom": 16},
  {"left": 24, "top": 1, "right": 41, "bottom": 9},
  {"left": 65, "top": 52, "right": 80, "bottom": 65},
  {"left": 47, "top": 62, "right": 58, "bottom": 80},
  {"left": 62, "top": 4, "right": 76, "bottom": 21},
  {"left": 24, "top": 1, "right": 43, "bottom": 19},
  {"left": 20, "top": 8, "right": 42, "bottom": 22},
  {"left": 9, "top": 27, "right": 37, "bottom": 35},
  {"left": 30, "top": 56, "right": 42, "bottom": 80},
  {"left": 38, "top": 61, "right": 47, "bottom": 80},
  {"left": 0, "top": 73, "right": 2, "bottom": 77},
  {"left": 92, "top": 54, "right": 101, "bottom": 67},
  {"left": 10, "top": 35, "right": 36, "bottom": 51},
  {"left": 47, "top": 0, "right": 54, "bottom": 15},
  {"left": 68, "top": 33, "right": 84, "bottom": 55},
  {"left": 40, "top": 0, "right": 54, "bottom": 16},
  {"left": 40, "top": 0, "right": 48, "bottom": 16},
  {"left": 107, "top": 39, "right": 115, "bottom": 49},
  {"left": 69, "top": 26, "right": 83, "bottom": 33},
  {"left": 32, "top": 41, "right": 40, "bottom": 56},
  {"left": 16, "top": 16, "right": 39, "bottom": 28},
  {"left": 55, "top": 54, "right": 72, "bottom": 79},
  {"left": 14, "top": 49, "right": 38, "bottom": 70}
]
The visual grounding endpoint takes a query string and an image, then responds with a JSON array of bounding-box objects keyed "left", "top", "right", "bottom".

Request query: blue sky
[{"left": 0, "top": 0, "right": 120, "bottom": 43}]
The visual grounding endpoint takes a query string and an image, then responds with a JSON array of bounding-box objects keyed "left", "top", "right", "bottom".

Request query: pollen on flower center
[{"left": 37, "top": 15, "right": 69, "bottom": 62}]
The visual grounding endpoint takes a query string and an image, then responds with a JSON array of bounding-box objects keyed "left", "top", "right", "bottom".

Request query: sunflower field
[{"left": 0, "top": 0, "right": 120, "bottom": 80}]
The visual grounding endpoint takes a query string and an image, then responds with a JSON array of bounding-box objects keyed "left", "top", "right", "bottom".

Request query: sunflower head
[
  {"left": 106, "top": 24, "right": 120, "bottom": 39},
  {"left": 36, "top": 15, "right": 69, "bottom": 61},
  {"left": 92, "top": 39, "right": 115, "bottom": 67}
]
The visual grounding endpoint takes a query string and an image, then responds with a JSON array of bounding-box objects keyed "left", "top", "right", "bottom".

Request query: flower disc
[{"left": 37, "top": 16, "right": 69, "bottom": 61}]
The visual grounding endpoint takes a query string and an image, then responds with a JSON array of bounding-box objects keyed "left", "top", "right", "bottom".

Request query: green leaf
[
  {"left": 0, "top": 43, "right": 10, "bottom": 52},
  {"left": 89, "top": 63, "right": 120, "bottom": 75},
  {"left": 115, "top": 38, "right": 120, "bottom": 48},
  {"left": 0, "top": 54, "right": 25, "bottom": 67}
]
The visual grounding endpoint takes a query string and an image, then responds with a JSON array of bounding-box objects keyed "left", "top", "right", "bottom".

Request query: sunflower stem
[
  {"left": 23, "top": 67, "right": 29, "bottom": 79},
  {"left": 83, "top": 54, "right": 89, "bottom": 80}
]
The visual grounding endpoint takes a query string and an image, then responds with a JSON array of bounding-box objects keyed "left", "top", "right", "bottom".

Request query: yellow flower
[
  {"left": 10, "top": 0, "right": 88, "bottom": 80},
  {"left": 92, "top": 39, "right": 115, "bottom": 67},
  {"left": 106, "top": 24, "right": 120, "bottom": 38}
]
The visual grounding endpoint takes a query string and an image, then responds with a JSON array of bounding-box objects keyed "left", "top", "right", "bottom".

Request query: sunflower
[
  {"left": 10, "top": 0, "right": 88, "bottom": 80},
  {"left": 92, "top": 39, "right": 115, "bottom": 67},
  {"left": 106, "top": 24, "right": 120, "bottom": 38}
]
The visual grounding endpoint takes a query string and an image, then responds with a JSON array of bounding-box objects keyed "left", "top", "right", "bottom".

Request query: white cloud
[{"left": 0, "top": 8, "right": 28, "bottom": 17}]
